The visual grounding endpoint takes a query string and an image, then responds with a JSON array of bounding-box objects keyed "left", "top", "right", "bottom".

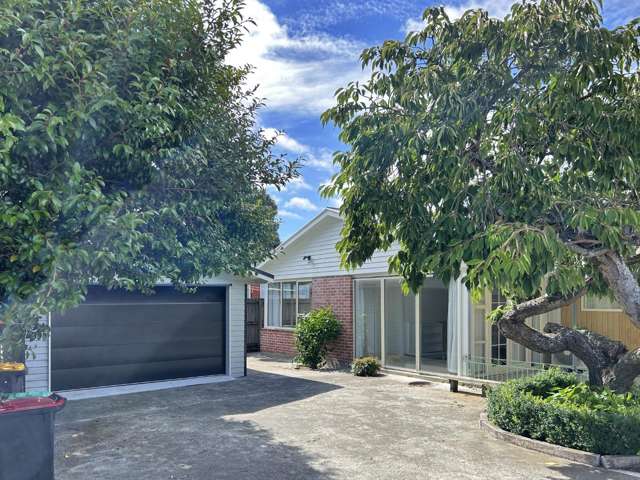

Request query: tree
[
  {"left": 0, "top": 0, "right": 295, "bottom": 362},
  {"left": 322, "top": 0, "right": 640, "bottom": 391}
]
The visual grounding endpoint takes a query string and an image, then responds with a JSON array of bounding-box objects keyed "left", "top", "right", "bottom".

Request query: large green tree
[
  {"left": 323, "top": 0, "right": 640, "bottom": 390},
  {"left": 0, "top": 0, "right": 295, "bottom": 361}
]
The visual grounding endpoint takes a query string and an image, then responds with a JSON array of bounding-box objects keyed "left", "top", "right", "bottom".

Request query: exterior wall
[
  {"left": 24, "top": 275, "right": 246, "bottom": 392},
  {"left": 227, "top": 278, "right": 246, "bottom": 378},
  {"left": 311, "top": 276, "right": 353, "bottom": 363},
  {"left": 260, "top": 275, "right": 354, "bottom": 364},
  {"left": 25, "top": 316, "right": 49, "bottom": 391},
  {"left": 260, "top": 328, "right": 297, "bottom": 356},
  {"left": 261, "top": 215, "right": 398, "bottom": 280},
  {"left": 561, "top": 301, "right": 640, "bottom": 350}
]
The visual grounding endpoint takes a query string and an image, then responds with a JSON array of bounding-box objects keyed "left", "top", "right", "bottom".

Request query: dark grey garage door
[{"left": 51, "top": 286, "right": 226, "bottom": 391}]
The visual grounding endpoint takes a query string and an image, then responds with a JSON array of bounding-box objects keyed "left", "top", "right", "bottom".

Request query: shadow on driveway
[{"left": 55, "top": 369, "right": 341, "bottom": 480}]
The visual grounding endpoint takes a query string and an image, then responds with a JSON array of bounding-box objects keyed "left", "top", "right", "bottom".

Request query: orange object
[{"left": 0, "top": 363, "right": 25, "bottom": 372}]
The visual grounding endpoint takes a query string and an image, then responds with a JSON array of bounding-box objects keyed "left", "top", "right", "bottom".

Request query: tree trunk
[{"left": 495, "top": 288, "right": 640, "bottom": 392}]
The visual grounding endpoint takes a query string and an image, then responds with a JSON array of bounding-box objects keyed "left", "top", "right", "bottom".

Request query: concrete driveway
[{"left": 55, "top": 354, "right": 636, "bottom": 480}]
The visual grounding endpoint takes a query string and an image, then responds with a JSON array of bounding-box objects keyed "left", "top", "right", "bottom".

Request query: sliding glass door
[
  {"left": 354, "top": 276, "right": 458, "bottom": 373},
  {"left": 354, "top": 280, "right": 381, "bottom": 358},
  {"left": 418, "top": 278, "right": 449, "bottom": 374},
  {"left": 384, "top": 279, "right": 416, "bottom": 369}
]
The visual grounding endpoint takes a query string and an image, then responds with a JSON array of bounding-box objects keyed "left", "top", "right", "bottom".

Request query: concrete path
[{"left": 55, "top": 354, "right": 636, "bottom": 479}]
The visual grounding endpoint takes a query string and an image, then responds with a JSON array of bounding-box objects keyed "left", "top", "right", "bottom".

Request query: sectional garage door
[{"left": 51, "top": 286, "right": 226, "bottom": 391}]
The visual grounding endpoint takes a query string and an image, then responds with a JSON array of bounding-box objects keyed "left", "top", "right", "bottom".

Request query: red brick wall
[
  {"left": 260, "top": 276, "right": 354, "bottom": 364},
  {"left": 259, "top": 328, "right": 297, "bottom": 356},
  {"left": 312, "top": 276, "right": 353, "bottom": 364}
]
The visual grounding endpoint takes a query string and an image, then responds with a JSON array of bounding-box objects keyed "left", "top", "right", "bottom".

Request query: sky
[{"left": 226, "top": 0, "right": 639, "bottom": 241}]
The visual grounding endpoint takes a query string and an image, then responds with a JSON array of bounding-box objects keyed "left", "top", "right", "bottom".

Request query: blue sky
[{"left": 227, "top": 0, "right": 639, "bottom": 241}]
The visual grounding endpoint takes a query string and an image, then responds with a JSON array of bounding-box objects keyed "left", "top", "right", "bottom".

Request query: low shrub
[
  {"left": 487, "top": 369, "right": 640, "bottom": 455},
  {"left": 351, "top": 356, "right": 381, "bottom": 376},
  {"left": 294, "top": 307, "right": 341, "bottom": 369}
]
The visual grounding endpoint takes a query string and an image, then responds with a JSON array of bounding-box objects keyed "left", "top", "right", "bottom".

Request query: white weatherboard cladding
[
  {"left": 263, "top": 216, "right": 399, "bottom": 280},
  {"left": 25, "top": 317, "right": 49, "bottom": 391},
  {"left": 226, "top": 278, "right": 246, "bottom": 378},
  {"left": 24, "top": 276, "right": 247, "bottom": 393}
]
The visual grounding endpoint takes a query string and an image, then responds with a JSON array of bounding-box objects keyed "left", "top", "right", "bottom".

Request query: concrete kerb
[{"left": 479, "top": 413, "right": 640, "bottom": 470}]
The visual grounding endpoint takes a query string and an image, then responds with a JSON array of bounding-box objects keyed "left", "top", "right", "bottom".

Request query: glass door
[
  {"left": 354, "top": 279, "right": 382, "bottom": 358},
  {"left": 384, "top": 279, "right": 416, "bottom": 369},
  {"left": 418, "top": 278, "right": 449, "bottom": 374}
]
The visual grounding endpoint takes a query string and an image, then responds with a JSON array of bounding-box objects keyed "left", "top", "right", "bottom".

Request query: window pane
[
  {"left": 355, "top": 280, "right": 381, "bottom": 358},
  {"left": 583, "top": 295, "right": 621, "bottom": 311},
  {"left": 267, "top": 283, "right": 281, "bottom": 327},
  {"left": 491, "top": 323, "right": 507, "bottom": 365},
  {"left": 282, "top": 282, "right": 297, "bottom": 327},
  {"left": 297, "top": 282, "right": 312, "bottom": 317},
  {"left": 473, "top": 308, "right": 485, "bottom": 343}
]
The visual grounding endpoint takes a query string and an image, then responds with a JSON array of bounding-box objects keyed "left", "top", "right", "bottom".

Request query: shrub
[
  {"left": 351, "top": 356, "right": 381, "bottom": 376},
  {"left": 294, "top": 307, "right": 341, "bottom": 369},
  {"left": 487, "top": 369, "right": 640, "bottom": 455}
]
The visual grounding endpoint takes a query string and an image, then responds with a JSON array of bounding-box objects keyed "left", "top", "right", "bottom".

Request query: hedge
[{"left": 486, "top": 369, "right": 640, "bottom": 455}]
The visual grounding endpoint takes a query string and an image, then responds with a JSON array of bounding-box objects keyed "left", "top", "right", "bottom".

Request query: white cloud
[
  {"left": 226, "top": 0, "right": 368, "bottom": 115},
  {"left": 305, "top": 148, "right": 337, "bottom": 173},
  {"left": 403, "top": 0, "right": 515, "bottom": 34},
  {"left": 278, "top": 209, "right": 303, "bottom": 220},
  {"left": 443, "top": 0, "right": 514, "bottom": 20},
  {"left": 285, "top": 176, "right": 313, "bottom": 192},
  {"left": 284, "top": 196, "right": 319, "bottom": 212},
  {"left": 287, "top": 1, "right": 424, "bottom": 33},
  {"left": 264, "top": 126, "right": 337, "bottom": 174},
  {"left": 262, "top": 128, "right": 308, "bottom": 154}
]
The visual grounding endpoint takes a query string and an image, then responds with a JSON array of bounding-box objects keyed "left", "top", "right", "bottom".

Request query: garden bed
[{"left": 485, "top": 369, "right": 640, "bottom": 461}]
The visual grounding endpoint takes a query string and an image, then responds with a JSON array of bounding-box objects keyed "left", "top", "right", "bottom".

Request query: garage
[{"left": 50, "top": 285, "right": 227, "bottom": 391}]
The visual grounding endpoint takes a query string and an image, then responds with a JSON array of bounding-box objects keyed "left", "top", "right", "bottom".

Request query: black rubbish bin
[{"left": 0, "top": 394, "right": 66, "bottom": 480}]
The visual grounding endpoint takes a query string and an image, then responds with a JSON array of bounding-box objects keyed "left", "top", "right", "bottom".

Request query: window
[
  {"left": 265, "top": 281, "right": 313, "bottom": 328},
  {"left": 298, "top": 282, "right": 312, "bottom": 316},
  {"left": 582, "top": 295, "right": 622, "bottom": 312},
  {"left": 490, "top": 292, "right": 507, "bottom": 365}
]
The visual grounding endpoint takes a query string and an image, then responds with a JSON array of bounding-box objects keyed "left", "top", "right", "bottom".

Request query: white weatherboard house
[
  {"left": 259, "top": 208, "right": 593, "bottom": 380},
  {"left": 24, "top": 274, "right": 259, "bottom": 396}
]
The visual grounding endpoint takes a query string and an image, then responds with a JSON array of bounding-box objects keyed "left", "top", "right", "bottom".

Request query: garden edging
[{"left": 479, "top": 413, "right": 640, "bottom": 469}]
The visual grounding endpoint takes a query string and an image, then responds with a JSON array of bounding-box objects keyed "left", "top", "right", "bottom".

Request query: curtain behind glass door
[{"left": 355, "top": 280, "right": 381, "bottom": 358}]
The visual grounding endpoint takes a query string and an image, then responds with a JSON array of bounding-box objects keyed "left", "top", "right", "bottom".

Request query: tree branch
[
  {"left": 594, "top": 252, "right": 640, "bottom": 328},
  {"left": 495, "top": 280, "right": 628, "bottom": 386}
]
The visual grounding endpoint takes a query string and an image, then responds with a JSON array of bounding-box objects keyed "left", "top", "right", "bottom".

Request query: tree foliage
[
  {"left": 0, "top": 0, "right": 295, "bottom": 360},
  {"left": 322, "top": 0, "right": 640, "bottom": 389}
]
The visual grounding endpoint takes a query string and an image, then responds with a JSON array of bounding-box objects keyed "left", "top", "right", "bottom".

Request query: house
[
  {"left": 23, "top": 273, "right": 267, "bottom": 394},
  {"left": 259, "top": 208, "right": 638, "bottom": 380}
]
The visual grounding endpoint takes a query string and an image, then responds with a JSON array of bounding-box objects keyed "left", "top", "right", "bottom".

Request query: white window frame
[
  {"left": 264, "top": 280, "right": 312, "bottom": 329},
  {"left": 581, "top": 295, "right": 623, "bottom": 312}
]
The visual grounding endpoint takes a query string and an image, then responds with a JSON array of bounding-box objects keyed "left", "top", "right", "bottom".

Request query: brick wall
[
  {"left": 260, "top": 276, "right": 354, "bottom": 364},
  {"left": 259, "top": 328, "right": 297, "bottom": 356},
  {"left": 312, "top": 276, "right": 353, "bottom": 364}
]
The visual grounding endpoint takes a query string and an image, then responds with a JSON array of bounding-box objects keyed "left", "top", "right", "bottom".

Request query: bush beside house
[
  {"left": 294, "top": 307, "right": 341, "bottom": 369},
  {"left": 487, "top": 369, "right": 640, "bottom": 455},
  {"left": 351, "top": 357, "right": 381, "bottom": 377}
]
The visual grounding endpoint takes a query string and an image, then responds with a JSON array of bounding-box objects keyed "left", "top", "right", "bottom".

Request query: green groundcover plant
[
  {"left": 487, "top": 369, "right": 640, "bottom": 455},
  {"left": 351, "top": 356, "right": 381, "bottom": 377},
  {"left": 294, "top": 307, "right": 341, "bottom": 370}
]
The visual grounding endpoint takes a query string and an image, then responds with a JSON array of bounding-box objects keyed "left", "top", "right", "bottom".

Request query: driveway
[{"left": 55, "top": 354, "right": 635, "bottom": 480}]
